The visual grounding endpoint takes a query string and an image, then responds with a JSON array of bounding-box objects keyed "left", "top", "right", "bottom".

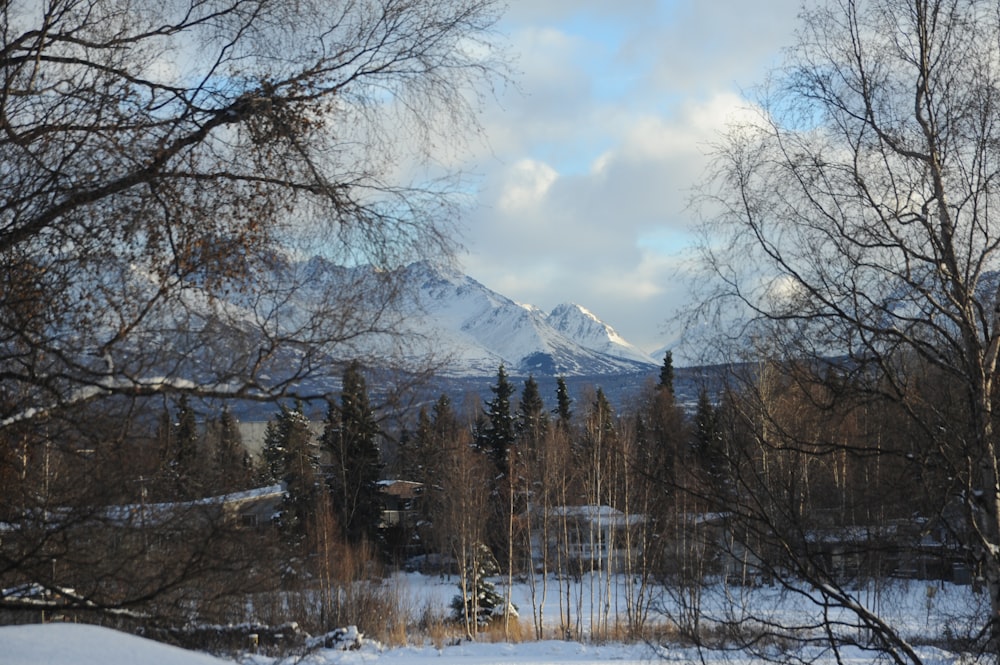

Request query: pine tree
[
  {"left": 164, "top": 394, "right": 201, "bottom": 497},
  {"left": 432, "top": 393, "right": 459, "bottom": 441},
  {"left": 518, "top": 375, "right": 548, "bottom": 449},
  {"left": 156, "top": 407, "right": 172, "bottom": 467},
  {"left": 450, "top": 542, "right": 516, "bottom": 627},
  {"left": 323, "top": 361, "right": 383, "bottom": 545},
  {"left": 554, "top": 375, "right": 573, "bottom": 432},
  {"left": 174, "top": 394, "right": 199, "bottom": 469},
  {"left": 261, "top": 402, "right": 321, "bottom": 546},
  {"left": 412, "top": 393, "right": 461, "bottom": 558},
  {"left": 693, "top": 387, "right": 724, "bottom": 489},
  {"left": 585, "top": 387, "right": 616, "bottom": 446},
  {"left": 400, "top": 406, "right": 433, "bottom": 482},
  {"left": 477, "top": 364, "right": 517, "bottom": 477},
  {"left": 658, "top": 350, "right": 675, "bottom": 395},
  {"left": 646, "top": 373, "right": 685, "bottom": 492},
  {"left": 214, "top": 406, "right": 251, "bottom": 491},
  {"left": 409, "top": 393, "right": 458, "bottom": 489},
  {"left": 261, "top": 417, "right": 285, "bottom": 484},
  {"left": 277, "top": 402, "right": 320, "bottom": 545}
]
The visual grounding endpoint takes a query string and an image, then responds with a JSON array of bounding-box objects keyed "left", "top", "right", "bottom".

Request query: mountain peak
[
  {"left": 229, "top": 259, "right": 658, "bottom": 378},
  {"left": 395, "top": 265, "right": 656, "bottom": 376},
  {"left": 542, "top": 302, "right": 653, "bottom": 368}
]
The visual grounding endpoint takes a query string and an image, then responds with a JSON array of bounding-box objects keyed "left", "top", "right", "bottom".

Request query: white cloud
[
  {"left": 456, "top": 1, "right": 801, "bottom": 352},
  {"left": 498, "top": 159, "right": 559, "bottom": 212}
]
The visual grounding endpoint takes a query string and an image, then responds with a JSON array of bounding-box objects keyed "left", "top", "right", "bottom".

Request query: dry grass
[
  {"left": 415, "top": 602, "right": 464, "bottom": 648},
  {"left": 481, "top": 617, "right": 530, "bottom": 643}
]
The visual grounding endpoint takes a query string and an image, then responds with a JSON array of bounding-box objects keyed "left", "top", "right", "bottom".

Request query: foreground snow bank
[
  {"left": 0, "top": 623, "right": 662, "bottom": 665},
  {"left": 0, "top": 623, "right": 234, "bottom": 665},
  {"left": 0, "top": 621, "right": 969, "bottom": 665},
  {"left": 245, "top": 639, "right": 658, "bottom": 665}
]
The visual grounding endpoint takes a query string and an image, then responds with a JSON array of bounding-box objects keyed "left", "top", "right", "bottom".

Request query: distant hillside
[{"left": 395, "top": 260, "right": 658, "bottom": 377}]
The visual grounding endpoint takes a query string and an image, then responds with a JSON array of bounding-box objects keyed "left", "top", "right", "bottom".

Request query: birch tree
[
  {"left": 692, "top": 0, "right": 1000, "bottom": 658},
  {"left": 0, "top": 0, "right": 505, "bottom": 430}
]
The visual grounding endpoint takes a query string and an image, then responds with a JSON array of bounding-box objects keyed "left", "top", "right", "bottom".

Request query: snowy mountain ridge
[
  {"left": 398, "top": 261, "right": 657, "bottom": 377},
  {"left": 147, "top": 256, "right": 657, "bottom": 383}
]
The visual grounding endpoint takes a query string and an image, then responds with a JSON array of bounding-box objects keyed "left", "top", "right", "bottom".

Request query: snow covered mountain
[
  {"left": 399, "top": 261, "right": 657, "bottom": 377},
  {"left": 158, "top": 256, "right": 656, "bottom": 383}
]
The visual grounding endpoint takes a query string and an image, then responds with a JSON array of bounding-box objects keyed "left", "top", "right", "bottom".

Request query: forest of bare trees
[
  {"left": 8, "top": 1, "right": 1000, "bottom": 664},
  {"left": 0, "top": 341, "right": 990, "bottom": 661},
  {"left": 686, "top": 0, "right": 1000, "bottom": 661}
]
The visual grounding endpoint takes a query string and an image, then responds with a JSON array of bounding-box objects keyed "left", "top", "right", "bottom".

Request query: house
[
  {"left": 216, "top": 484, "right": 285, "bottom": 529},
  {"left": 378, "top": 480, "right": 424, "bottom": 560},
  {"left": 523, "top": 504, "right": 646, "bottom": 574}
]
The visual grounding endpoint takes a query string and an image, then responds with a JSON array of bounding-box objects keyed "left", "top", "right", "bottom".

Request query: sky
[{"left": 455, "top": 0, "right": 804, "bottom": 354}]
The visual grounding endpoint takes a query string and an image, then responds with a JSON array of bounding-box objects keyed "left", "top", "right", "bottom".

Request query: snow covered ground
[
  {"left": 0, "top": 573, "right": 982, "bottom": 665},
  {"left": 0, "top": 622, "right": 967, "bottom": 665}
]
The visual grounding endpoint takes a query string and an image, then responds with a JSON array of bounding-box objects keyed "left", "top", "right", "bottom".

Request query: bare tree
[
  {"left": 439, "top": 421, "right": 490, "bottom": 639},
  {"left": 0, "top": 0, "right": 506, "bottom": 431},
  {"left": 0, "top": 0, "right": 505, "bottom": 626},
  {"left": 689, "top": 0, "right": 1000, "bottom": 659}
]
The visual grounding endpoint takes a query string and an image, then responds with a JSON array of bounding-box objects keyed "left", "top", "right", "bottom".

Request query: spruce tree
[
  {"left": 323, "top": 361, "right": 383, "bottom": 545},
  {"left": 518, "top": 375, "right": 548, "bottom": 448},
  {"left": 477, "top": 364, "right": 516, "bottom": 477},
  {"left": 167, "top": 394, "right": 201, "bottom": 497},
  {"left": 450, "top": 542, "right": 515, "bottom": 627},
  {"left": 276, "top": 402, "right": 320, "bottom": 545},
  {"left": 432, "top": 393, "right": 459, "bottom": 441},
  {"left": 214, "top": 406, "right": 250, "bottom": 491},
  {"left": 416, "top": 393, "right": 460, "bottom": 557},
  {"left": 658, "top": 350, "right": 675, "bottom": 395},
  {"left": 647, "top": 373, "right": 685, "bottom": 492},
  {"left": 554, "top": 375, "right": 573, "bottom": 432},
  {"left": 173, "top": 394, "right": 199, "bottom": 470},
  {"left": 402, "top": 406, "right": 433, "bottom": 483},
  {"left": 693, "top": 387, "right": 724, "bottom": 489},
  {"left": 261, "top": 402, "right": 320, "bottom": 546},
  {"left": 586, "top": 387, "right": 616, "bottom": 443},
  {"left": 261, "top": 417, "right": 286, "bottom": 484}
]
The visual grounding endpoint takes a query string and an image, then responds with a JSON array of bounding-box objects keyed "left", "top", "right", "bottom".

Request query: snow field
[{"left": 0, "top": 572, "right": 983, "bottom": 665}]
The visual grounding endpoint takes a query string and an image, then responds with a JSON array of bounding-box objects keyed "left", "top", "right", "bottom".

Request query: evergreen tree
[
  {"left": 410, "top": 393, "right": 460, "bottom": 558},
  {"left": 409, "top": 393, "right": 459, "bottom": 489},
  {"left": 261, "top": 402, "right": 320, "bottom": 546},
  {"left": 693, "top": 387, "right": 724, "bottom": 489},
  {"left": 213, "top": 406, "right": 251, "bottom": 491},
  {"left": 173, "top": 394, "right": 199, "bottom": 471},
  {"left": 646, "top": 375, "right": 686, "bottom": 491},
  {"left": 432, "top": 393, "right": 459, "bottom": 441},
  {"left": 323, "top": 361, "right": 383, "bottom": 545},
  {"left": 518, "top": 375, "right": 548, "bottom": 448},
  {"left": 276, "top": 402, "right": 320, "bottom": 545},
  {"left": 476, "top": 364, "right": 516, "bottom": 477},
  {"left": 586, "top": 387, "right": 616, "bottom": 444},
  {"left": 658, "top": 350, "right": 675, "bottom": 395},
  {"left": 156, "top": 407, "right": 172, "bottom": 467},
  {"left": 399, "top": 406, "right": 432, "bottom": 482},
  {"left": 450, "top": 542, "right": 516, "bottom": 627},
  {"left": 554, "top": 375, "right": 573, "bottom": 432},
  {"left": 163, "top": 394, "right": 201, "bottom": 497},
  {"left": 261, "top": 417, "right": 285, "bottom": 484}
]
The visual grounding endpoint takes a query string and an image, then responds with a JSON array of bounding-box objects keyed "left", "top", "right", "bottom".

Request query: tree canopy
[
  {"left": 0, "top": 0, "right": 506, "bottom": 432},
  {"left": 690, "top": 0, "right": 1000, "bottom": 658}
]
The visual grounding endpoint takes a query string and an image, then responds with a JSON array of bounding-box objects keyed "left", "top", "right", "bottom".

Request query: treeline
[{"left": 0, "top": 351, "right": 979, "bottom": 650}]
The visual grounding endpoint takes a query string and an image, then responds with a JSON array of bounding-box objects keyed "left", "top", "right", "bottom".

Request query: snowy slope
[
  {"left": 120, "top": 256, "right": 657, "bottom": 381},
  {"left": 546, "top": 303, "right": 654, "bottom": 366},
  {"left": 399, "top": 262, "right": 657, "bottom": 377},
  {"left": 2, "top": 623, "right": 232, "bottom": 665},
  {"left": 0, "top": 574, "right": 972, "bottom": 665}
]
